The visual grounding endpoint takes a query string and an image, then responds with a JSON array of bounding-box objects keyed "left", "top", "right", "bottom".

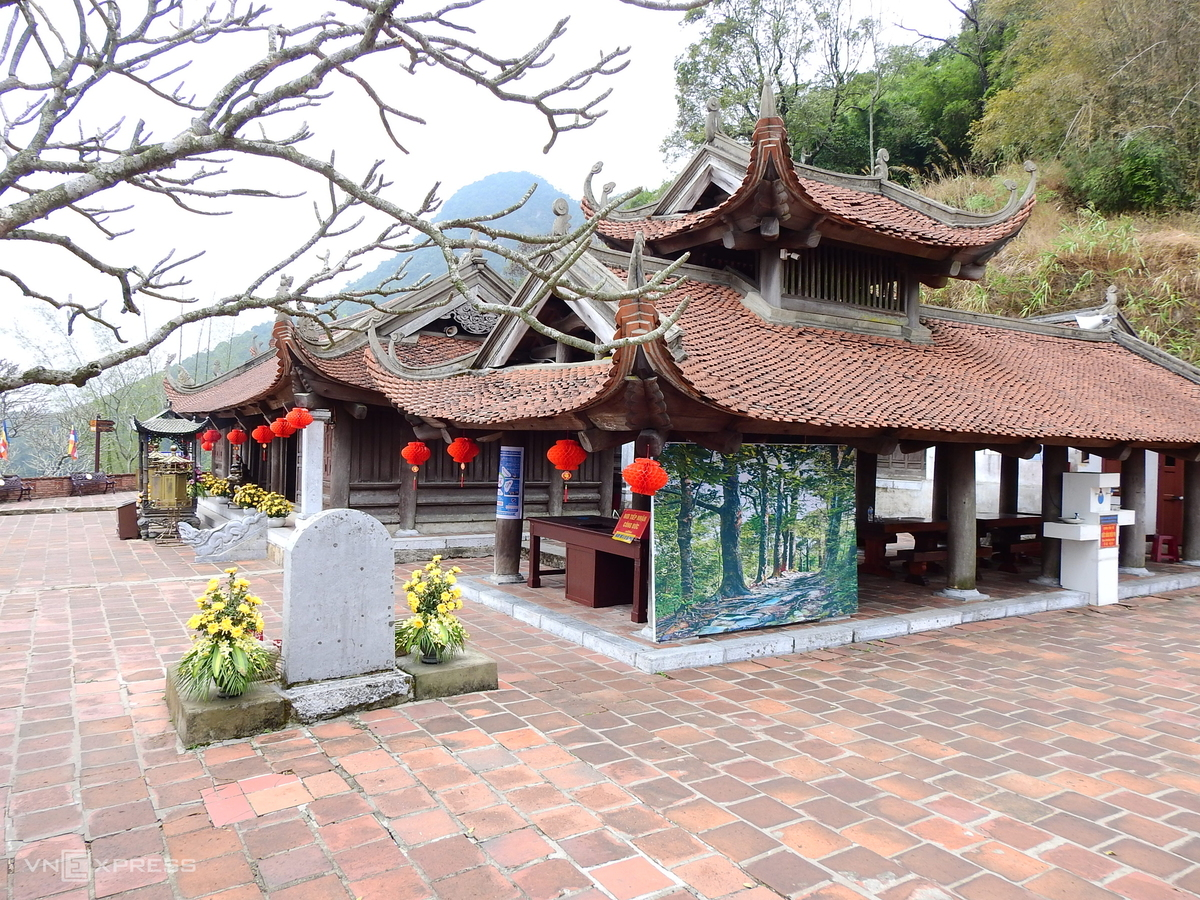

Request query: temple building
[{"left": 167, "top": 86, "right": 1200, "bottom": 627}]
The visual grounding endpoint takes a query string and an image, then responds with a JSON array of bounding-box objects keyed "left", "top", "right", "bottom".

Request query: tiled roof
[
  {"left": 298, "top": 335, "right": 479, "bottom": 391},
  {"left": 589, "top": 117, "right": 1032, "bottom": 252},
  {"left": 365, "top": 353, "right": 614, "bottom": 425},
  {"left": 664, "top": 281, "right": 1200, "bottom": 443},
  {"left": 165, "top": 351, "right": 287, "bottom": 415}
]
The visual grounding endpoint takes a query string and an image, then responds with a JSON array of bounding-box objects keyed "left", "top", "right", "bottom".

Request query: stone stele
[{"left": 281, "top": 508, "right": 395, "bottom": 686}]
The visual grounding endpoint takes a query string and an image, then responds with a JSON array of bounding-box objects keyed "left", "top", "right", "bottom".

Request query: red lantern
[
  {"left": 447, "top": 437, "right": 479, "bottom": 487},
  {"left": 226, "top": 428, "right": 247, "bottom": 446},
  {"left": 547, "top": 438, "right": 588, "bottom": 501},
  {"left": 623, "top": 457, "right": 669, "bottom": 496},
  {"left": 286, "top": 407, "right": 314, "bottom": 429},
  {"left": 201, "top": 440, "right": 214, "bottom": 452},
  {"left": 270, "top": 417, "right": 296, "bottom": 438},
  {"left": 401, "top": 441, "right": 432, "bottom": 490},
  {"left": 251, "top": 424, "right": 274, "bottom": 460},
  {"left": 202, "top": 428, "right": 221, "bottom": 444}
]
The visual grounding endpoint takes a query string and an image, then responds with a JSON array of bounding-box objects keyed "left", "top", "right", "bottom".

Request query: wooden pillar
[
  {"left": 397, "top": 469, "right": 417, "bottom": 533},
  {"left": 855, "top": 451, "right": 878, "bottom": 539},
  {"left": 598, "top": 447, "right": 616, "bottom": 517},
  {"left": 1118, "top": 449, "right": 1149, "bottom": 573},
  {"left": 1183, "top": 460, "right": 1200, "bottom": 564},
  {"left": 327, "top": 412, "right": 351, "bottom": 510},
  {"left": 547, "top": 469, "right": 565, "bottom": 517},
  {"left": 492, "top": 433, "right": 526, "bottom": 583},
  {"left": 1037, "top": 445, "right": 1068, "bottom": 585},
  {"left": 941, "top": 444, "right": 986, "bottom": 598},
  {"left": 999, "top": 454, "right": 1020, "bottom": 514},
  {"left": 931, "top": 445, "right": 949, "bottom": 521}
]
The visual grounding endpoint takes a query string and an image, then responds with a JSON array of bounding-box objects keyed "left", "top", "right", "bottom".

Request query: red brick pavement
[{"left": 4, "top": 509, "right": 1200, "bottom": 899}]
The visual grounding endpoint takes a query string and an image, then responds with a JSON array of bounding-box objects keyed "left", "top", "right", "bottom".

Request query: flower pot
[
  {"left": 420, "top": 651, "right": 441, "bottom": 665},
  {"left": 211, "top": 496, "right": 229, "bottom": 508},
  {"left": 267, "top": 517, "right": 286, "bottom": 528}
]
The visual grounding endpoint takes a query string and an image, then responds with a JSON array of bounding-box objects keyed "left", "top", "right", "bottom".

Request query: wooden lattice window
[
  {"left": 782, "top": 245, "right": 903, "bottom": 312},
  {"left": 877, "top": 447, "right": 927, "bottom": 480}
]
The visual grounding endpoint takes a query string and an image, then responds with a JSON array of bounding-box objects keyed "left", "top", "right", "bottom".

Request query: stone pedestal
[
  {"left": 298, "top": 410, "right": 331, "bottom": 519},
  {"left": 165, "top": 665, "right": 288, "bottom": 747},
  {"left": 396, "top": 648, "right": 498, "bottom": 701}
]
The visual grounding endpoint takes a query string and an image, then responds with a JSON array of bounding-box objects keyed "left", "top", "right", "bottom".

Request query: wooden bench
[
  {"left": 0, "top": 474, "right": 31, "bottom": 502},
  {"left": 897, "top": 545, "right": 993, "bottom": 585},
  {"left": 70, "top": 472, "right": 116, "bottom": 496}
]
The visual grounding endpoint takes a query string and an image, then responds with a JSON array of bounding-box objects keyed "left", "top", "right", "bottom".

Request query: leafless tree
[{"left": 0, "top": 0, "right": 707, "bottom": 393}]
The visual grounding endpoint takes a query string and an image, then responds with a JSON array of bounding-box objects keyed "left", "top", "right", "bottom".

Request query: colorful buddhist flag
[
  {"left": 0, "top": 420, "right": 8, "bottom": 460},
  {"left": 67, "top": 427, "right": 78, "bottom": 460}
]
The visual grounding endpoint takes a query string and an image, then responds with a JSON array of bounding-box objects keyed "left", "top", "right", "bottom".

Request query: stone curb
[{"left": 458, "top": 575, "right": 1185, "bottom": 673}]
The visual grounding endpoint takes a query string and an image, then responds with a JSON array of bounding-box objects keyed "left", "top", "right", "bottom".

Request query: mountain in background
[
  {"left": 168, "top": 171, "right": 575, "bottom": 384},
  {"left": 338, "top": 170, "right": 579, "bottom": 314}
]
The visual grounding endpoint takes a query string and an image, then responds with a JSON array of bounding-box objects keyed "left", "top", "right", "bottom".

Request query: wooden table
[
  {"left": 977, "top": 514, "right": 1043, "bottom": 573},
  {"left": 527, "top": 516, "right": 650, "bottom": 623},
  {"left": 860, "top": 519, "right": 949, "bottom": 579}
]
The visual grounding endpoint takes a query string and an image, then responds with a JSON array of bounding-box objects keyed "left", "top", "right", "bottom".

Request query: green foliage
[{"left": 1063, "top": 136, "right": 1191, "bottom": 214}]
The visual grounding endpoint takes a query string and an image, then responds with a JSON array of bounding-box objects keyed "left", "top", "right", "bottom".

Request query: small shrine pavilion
[{"left": 167, "top": 86, "right": 1200, "bottom": 627}]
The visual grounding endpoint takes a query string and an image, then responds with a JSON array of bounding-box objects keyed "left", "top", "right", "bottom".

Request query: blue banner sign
[{"left": 496, "top": 445, "right": 524, "bottom": 520}]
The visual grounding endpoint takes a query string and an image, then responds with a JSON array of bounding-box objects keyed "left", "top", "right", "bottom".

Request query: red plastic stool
[{"left": 1148, "top": 534, "right": 1179, "bottom": 563}]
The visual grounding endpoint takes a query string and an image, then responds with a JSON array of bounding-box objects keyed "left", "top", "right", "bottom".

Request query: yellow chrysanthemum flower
[
  {"left": 412, "top": 617, "right": 424, "bottom": 629},
  {"left": 231, "top": 626, "right": 244, "bottom": 638},
  {"left": 238, "top": 603, "right": 251, "bottom": 614},
  {"left": 445, "top": 575, "right": 456, "bottom": 585},
  {"left": 186, "top": 614, "right": 203, "bottom": 629},
  {"left": 440, "top": 591, "right": 450, "bottom": 601},
  {"left": 219, "top": 617, "right": 234, "bottom": 631},
  {"left": 225, "top": 567, "right": 238, "bottom": 574},
  {"left": 211, "top": 601, "right": 225, "bottom": 611},
  {"left": 207, "top": 623, "right": 219, "bottom": 635}
]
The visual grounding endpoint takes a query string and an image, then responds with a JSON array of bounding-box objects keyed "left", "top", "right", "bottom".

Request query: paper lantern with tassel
[
  {"left": 400, "top": 441, "right": 431, "bottom": 490},
  {"left": 546, "top": 438, "right": 587, "bottom": 501},
  {"left": 286, "top": 407, "right": 314, "bottom": 429},
  {"left": 251, "top": 424, "right": 274, "bottom": 460},
  {"left": 447, "top": 437, "right": 479, "bottom": 487},
  {"left": 622, "top": 457, "right": 669, "bottom": 496},
  {"left": 270, "top": 417, "right": 296, "bottom": 438},
  {"left": 201, "top": 428, "right": 222, "bottom": 445},
  {"left": 200, "top": 440, "right": 214, "bottom": 453},
  {"left": 226, "top": 428, "right": 247, "bottom": 446}
]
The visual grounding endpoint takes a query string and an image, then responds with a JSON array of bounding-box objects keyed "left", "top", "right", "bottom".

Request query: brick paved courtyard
[{"left": 4, "top": 508, "right": 1200, "bottom": 900}]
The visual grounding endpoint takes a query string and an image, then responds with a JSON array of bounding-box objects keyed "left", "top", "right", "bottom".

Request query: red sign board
[
  {"left": 1100, "top": 515, "right": 1118, "bottom": 549},
  {"left": 612, "top": 509, "right": 651, "bottom": 543}
]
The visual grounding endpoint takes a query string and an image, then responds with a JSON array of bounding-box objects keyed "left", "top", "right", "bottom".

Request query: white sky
[{"left": 2, "top": 0, "right": 963, "bottom": 372}]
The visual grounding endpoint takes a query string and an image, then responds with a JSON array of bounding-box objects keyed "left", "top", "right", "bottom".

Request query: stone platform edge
[{"left": 458, "top": 571, "right": 1200, "bottom": 673}]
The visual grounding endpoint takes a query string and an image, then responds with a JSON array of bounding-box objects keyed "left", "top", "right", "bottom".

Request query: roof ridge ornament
[
  {"left": 874, "top": 148, "right": 890, "bottom": 180},
  {"left": 704, "top": 98, "right": 722, "bottom": 142},
  {"left": 552, "top": 199, "right": 570, "bottom": 235},
  {"left": 759, "top": 80, "right": 778, "bottom": 119},
  {"left": 583, "top": 161, "right": 605, "bottom": 213}
]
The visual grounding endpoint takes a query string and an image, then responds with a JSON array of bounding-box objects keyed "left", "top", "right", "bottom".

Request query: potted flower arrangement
[
  {"left": 232, "top": 482, "right": 266, "bottom": 511},
  {"left": 197, "top": 473, "right": 233, "bottom": 506},
  {"left": 257, "top": 491, "right": 293, "bottom": 526},
  {"left": 395, "top": 556, "right": 468, "bottom": 664},
  {"left": 175, "top": 567, "right": 276, "bottom": 699}
]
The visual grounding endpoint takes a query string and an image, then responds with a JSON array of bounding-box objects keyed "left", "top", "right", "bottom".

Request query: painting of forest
[{"left": 651, "top": 443, "right": 858, "bottom": 642}]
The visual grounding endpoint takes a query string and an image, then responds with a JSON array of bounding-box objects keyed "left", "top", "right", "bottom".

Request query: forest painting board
[{"left": 651, "top": 443, "right": 857, "bottom": 642}]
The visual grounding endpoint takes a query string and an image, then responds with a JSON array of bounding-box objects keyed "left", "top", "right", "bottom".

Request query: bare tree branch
[{"left": 0, "top": 0, "right": 700, "bottom": 392}]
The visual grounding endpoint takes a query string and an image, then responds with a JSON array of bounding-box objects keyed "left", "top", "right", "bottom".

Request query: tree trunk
[
  {"left": 717, "top": 465, "right": 748, "bottom": 598},
  {"left": 677, "top": 474, "right": 695, "bottom": 600}
]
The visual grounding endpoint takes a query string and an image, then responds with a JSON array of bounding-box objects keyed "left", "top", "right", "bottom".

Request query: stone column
[
  {"left": 855, "top": 451, "right": 878, "bottom": 541},
  {"left": 931, "top": 444, "right": 950, "bottom": 521},
  {"left": 1118, "top": 449, "right": 1150, "bottom": 575},
  {"left": 1036, "top": 445, "right": 1068, "bottom": 585},
  {"left": 1183, "top": 460, "right": 1200, "bottom": 565},
  {"left": 940, "top": 444, "right": 987, "bottom": 600},
  {"left": 297, "top": 409, "right": 331, "bottom": 519},
  {"left": 999, "top": 455, "right": 1020, "bottom": 514},
  {"left": 492, "top": 434, "right": 526, "bottom": 584}
]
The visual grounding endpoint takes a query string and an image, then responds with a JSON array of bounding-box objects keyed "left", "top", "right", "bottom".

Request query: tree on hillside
[
  {"left": 974, "top": 0, "right": 1198, "bottom": 210},
  {"left": 666, "top": 0, "right": 876, "bottom": 163},
  {"left": 0, "top": 0, "right": 706, "bottom": 394}
]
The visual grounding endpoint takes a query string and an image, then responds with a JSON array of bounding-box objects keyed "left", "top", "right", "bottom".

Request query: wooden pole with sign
[{"left": 89, "top": 419, "right": 115, "bottom": 473}]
